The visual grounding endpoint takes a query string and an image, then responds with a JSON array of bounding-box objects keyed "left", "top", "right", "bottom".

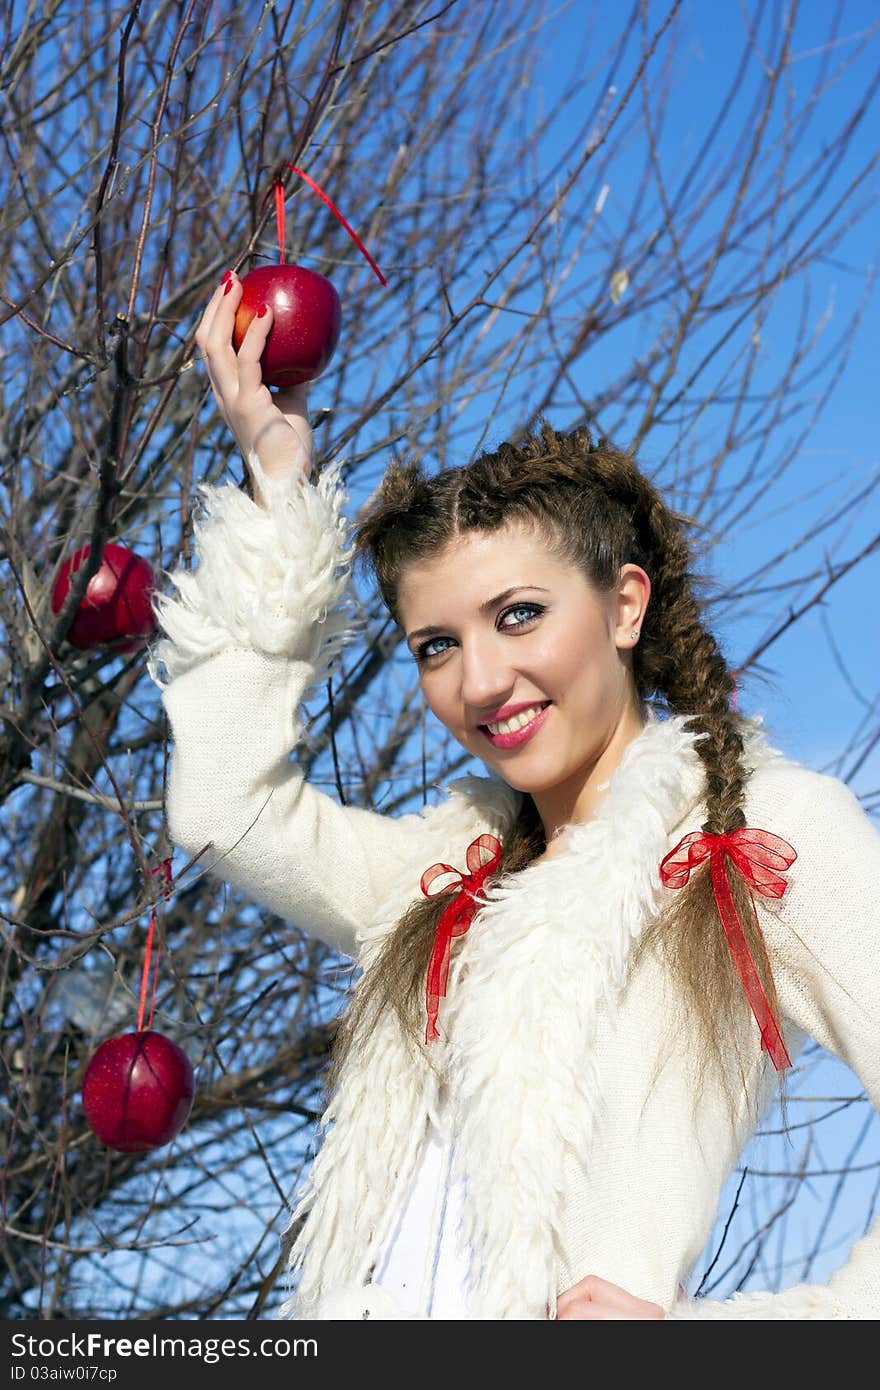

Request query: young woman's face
[{"left": 397, "top": 522, "right": 651, "bottom": 834}]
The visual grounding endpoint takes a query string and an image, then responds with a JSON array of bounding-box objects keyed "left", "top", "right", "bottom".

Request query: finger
[
  {"left": 235, "top": 302, "right": 275, "bottom": 397},
  {"left": 204, "top": 272, "right": 243, "bottom": 361},
  {"left": 583, "top": 1275, "right": 638, "bottom": 1310},
  {"left": 555, "top": 1277, "right": 597, "bottom": 1316},
  {"left": 201, "top": 276, "right": 246, "bottom": 400},
  {"left": 557, "top": 1303, "right": 635, "bottom": 1321},
  {"left": 555, "top": 1274, "right": 664, "bottom": 1321},
  {"left": 559, "top": 1274, "right": 639, "bottom": 1312}
]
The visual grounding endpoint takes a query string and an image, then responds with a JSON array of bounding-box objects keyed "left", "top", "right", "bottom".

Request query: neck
[{"left": 532, "top": 698, "right": 649, "bottom": 851}]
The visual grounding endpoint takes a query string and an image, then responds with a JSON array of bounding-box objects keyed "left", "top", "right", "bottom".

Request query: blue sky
[{"left": 526, "top": 1, "right": 880, "bottom": 793}]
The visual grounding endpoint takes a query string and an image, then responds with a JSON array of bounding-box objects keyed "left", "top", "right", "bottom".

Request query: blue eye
[
  {"left": 499, "top": 602, "right": 544, "bottom": 629},
  {"left": 415, "top": 635, "right": 454, "bottom": 663},
  {"left": 414, "top": 639, "right": 450, "bottom": 661}
]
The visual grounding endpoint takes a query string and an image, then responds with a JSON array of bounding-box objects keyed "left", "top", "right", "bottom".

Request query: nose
[{"left": 458, "top": 631, "right": 515, "bottom": 717}]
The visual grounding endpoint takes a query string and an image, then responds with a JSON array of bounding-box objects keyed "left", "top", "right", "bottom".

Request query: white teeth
[{"left": 486, "top": 704, "right": 547, "bottom": 736}]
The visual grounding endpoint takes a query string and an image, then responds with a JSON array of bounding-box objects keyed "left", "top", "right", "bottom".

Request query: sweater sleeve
[
  {"left": 146, "top": 458, "right": 441, "bottom": 960},
  {"left": 668, "top": 771, "right": 880, "bottom": 1320}
]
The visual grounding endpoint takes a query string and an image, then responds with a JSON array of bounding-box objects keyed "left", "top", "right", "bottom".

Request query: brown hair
[{"left": 328, "top": 422, "right": 783, "bottom": 1107}]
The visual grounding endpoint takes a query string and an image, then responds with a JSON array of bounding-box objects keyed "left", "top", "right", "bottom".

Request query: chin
[{"left": 485, "top": 765, "right": 559, "bottom": 796}]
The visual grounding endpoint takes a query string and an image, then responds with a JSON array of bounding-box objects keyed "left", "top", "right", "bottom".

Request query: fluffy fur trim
[
  {"left": 284, "top": 769, "right": 521, "bottom": 1317},
  {"left": 147, "top": 454, "right": 357, "bottom": 690},
  {"left": 444, "top": 711, "right": 708, "bottom": 1318}
]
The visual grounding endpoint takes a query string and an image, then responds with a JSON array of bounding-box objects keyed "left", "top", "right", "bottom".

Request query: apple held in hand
[
  {"left": 233, "top": 264, "right": 341, "bottom": 388},
  {"left": 228, "top": 163, "right": 386, "bottom": 386},
  {"left": 82, "top": 1030, "right": 194, "bottom": 1154},
  {"left": 52, "top": 543, "right": 156, "bottom": 652}
]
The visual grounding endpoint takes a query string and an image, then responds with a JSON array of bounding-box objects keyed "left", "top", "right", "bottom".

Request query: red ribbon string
[
  {"left": 421, "top": 833, "right": 502, "bottom": 1044},
  {"left": 659, "top": 827, "right": 797, "bottom": 1070},
  {"left": 274, "top": 180, "right": 287, "bottom": 265},
  {"left": 270, "top": 164, "right": 388, "bottom": 285},
  {"left": 137, "top": 858, "right": 173, "bottom": 1033}
]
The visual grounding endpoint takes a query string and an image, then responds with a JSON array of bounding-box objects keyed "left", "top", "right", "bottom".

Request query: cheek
[
  {"left": 530, "top": 626, "right": 608, "bottom": 695},
  {"left": 420, "top": 668, "right": 467, "bottom": 731}
]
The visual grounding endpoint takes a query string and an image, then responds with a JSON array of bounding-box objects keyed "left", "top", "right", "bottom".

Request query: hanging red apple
[
  {"left": 231, "top": 164, "right": 386, "bottom": 389},
  {"left": 232, "top": 264, "right": 341, "bottom": 387},
  {"left": 51, "top": 542, "right": 156, "bottom": 652},
  {"left": 82, "top": 1029, "right": 194, "bottom": 1154}
]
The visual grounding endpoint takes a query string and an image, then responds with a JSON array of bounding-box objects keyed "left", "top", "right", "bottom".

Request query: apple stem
[
  {"left": 273, "top": 165, "right": 388, "bottom": 286},
  {"left": 138, "top": 858, "right": 173, "bottom": 1032}
]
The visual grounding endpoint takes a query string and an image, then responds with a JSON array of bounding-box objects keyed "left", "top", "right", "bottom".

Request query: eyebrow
[{"left": 405, "top": 586, "right": 551, "bottom": 647}]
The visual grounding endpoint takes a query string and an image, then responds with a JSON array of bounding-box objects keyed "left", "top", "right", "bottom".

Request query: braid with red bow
[
  {"left": 420, "top": 834, "right": 502, "bottom": 1044},
  {"left": 660, "top": 827, "right": 796, "bottom": 1070}
]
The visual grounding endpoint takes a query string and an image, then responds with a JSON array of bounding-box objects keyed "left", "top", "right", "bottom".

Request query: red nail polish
[
  {"left": 257, "top": 304, "right": 268, "bottom": 318},
  {"left": 221, "top": 270, "right": 232, "bottom": 284},
  {"left": 223, "top": 279, "right": 233, "bottom": 295}
]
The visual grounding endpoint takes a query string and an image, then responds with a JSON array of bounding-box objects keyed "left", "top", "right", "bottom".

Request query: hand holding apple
[
  {"left": 195, "top": 166, "right": 384, "bottom": 493},
  {"left": 232, "top": 263, "right": 341, "bottom": 388},
  {"left": 227, "top": 163, "right": 381, "bottom": 392},
  {"left": 195, "top": 273, "right": 314, "bottom": 492}
]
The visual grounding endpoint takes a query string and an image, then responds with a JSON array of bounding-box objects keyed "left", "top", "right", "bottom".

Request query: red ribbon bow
[
  {"left": 659, "top": 827, "right": 798, "bottom": 1071},
  {"left": 420, "top": 833, "right": 503, "bottom": 1045}
]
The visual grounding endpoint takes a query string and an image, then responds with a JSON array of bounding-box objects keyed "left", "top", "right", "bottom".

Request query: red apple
[
  {"left": 82, "top": 1030, "right": 194, "bottom": 1154},
  {"left": 232, "top": 264, "right": 341, "bottom": 387},
  {"left": 51, "top": 542, "right": 156, "bottom": 652}
]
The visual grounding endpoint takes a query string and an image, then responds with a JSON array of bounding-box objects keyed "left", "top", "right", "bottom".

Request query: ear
[{"left": 613, "top": 564, "right": 651, "bottom": 649}]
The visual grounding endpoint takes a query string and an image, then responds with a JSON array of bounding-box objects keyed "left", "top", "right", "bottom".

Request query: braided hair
[{"left": 328, "top": 422, "right": 782, "bottom": 1104}]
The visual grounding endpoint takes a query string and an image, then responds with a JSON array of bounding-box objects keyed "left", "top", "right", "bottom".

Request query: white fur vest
[{"left": 281, "top": 710, "right": 782, "bottom": 1319}]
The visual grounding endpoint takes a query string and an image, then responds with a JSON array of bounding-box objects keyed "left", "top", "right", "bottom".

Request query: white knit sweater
[{"left": 148, "top": 464, "right": 880, "bottom": 1320}]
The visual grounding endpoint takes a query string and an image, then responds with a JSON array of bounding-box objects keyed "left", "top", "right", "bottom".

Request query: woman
[{"left": 148, "top": 272, "right": 880, "bottom": 1319}]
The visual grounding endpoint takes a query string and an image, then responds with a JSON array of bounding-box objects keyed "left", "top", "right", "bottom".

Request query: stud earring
[{"left": 631, "top": 630, "right": 640, "bottom": 641}]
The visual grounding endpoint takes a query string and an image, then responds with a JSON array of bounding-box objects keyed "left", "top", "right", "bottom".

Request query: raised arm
[{"left": 147, "top": 276, "right": 461, "bottom": 958}]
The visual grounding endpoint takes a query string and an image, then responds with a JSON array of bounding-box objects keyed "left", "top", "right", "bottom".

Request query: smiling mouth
[{"left": 480, "top": 701, "right": 550, "bottom": 737}]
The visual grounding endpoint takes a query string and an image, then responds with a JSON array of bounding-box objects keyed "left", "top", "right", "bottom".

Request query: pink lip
[
  {"left": 478, "top": 702, "right": 551, "bottom": 750},
  {"left": 477, "top": 699, "right": 548, "bottom": 724}
]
